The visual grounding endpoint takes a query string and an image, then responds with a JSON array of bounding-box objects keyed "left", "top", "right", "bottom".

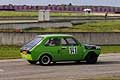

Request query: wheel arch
[
  {"left": 37, "top": 52, "right": 53, "bottom": 61},
  {"left": 84, "top": 51, "right": 98, "bottom": 60}
]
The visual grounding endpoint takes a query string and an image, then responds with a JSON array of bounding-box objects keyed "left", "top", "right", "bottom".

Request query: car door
[
  {"left": 44, "top": 37, "right": 62, "bottom": 61},
  {"left": 60, "top": 37, "right": 84, "bottom": 61}
]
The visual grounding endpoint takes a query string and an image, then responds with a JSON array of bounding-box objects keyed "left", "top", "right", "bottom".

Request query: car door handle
[{"left": 61, "top": 47, "right": 67, "bottom": 49}]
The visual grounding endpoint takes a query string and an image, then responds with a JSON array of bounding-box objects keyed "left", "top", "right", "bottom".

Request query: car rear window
[{"left": 22, "top": 37, "right": 43, "bottom": 49}]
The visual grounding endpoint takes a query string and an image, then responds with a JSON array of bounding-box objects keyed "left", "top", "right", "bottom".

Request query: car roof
[{"left": 36, "top": 34, "right": 73, "bottom": 38}]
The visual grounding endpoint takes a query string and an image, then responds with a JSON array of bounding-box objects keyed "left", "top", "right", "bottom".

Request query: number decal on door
[{"left": 69, "top": 47, "right": 77, "bottom": 54}]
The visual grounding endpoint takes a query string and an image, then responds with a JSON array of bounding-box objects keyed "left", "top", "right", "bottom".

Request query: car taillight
[
  {"left": 22, "top": 51, "right": 27, "bottom": 55},
  {"left": 21, "top": 50, "right": 31, "bottom": 54}
]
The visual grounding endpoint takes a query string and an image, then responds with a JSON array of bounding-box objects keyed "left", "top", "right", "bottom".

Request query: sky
[{"left": 0, "top": 0, "right": 120, "bottom": 7}]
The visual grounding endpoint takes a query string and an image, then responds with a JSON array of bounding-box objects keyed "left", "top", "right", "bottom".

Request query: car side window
[
  {"left": 45, "top": 38, "right": 60, "bottom": 46},
  {"left": 61, "top": 38, "right": 67, "bottom": 46},
  {"left": 64, "top": 37, "right": 78, "bottom": 46}
]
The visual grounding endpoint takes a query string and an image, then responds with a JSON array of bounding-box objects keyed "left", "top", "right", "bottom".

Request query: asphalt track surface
[{"left": 0, "top": 53, "right": 120, "bottom": 80}]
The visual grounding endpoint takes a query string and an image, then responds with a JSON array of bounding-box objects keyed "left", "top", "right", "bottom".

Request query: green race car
[{"left": 20, "top": 34, "right": 101, "bottom": 65}]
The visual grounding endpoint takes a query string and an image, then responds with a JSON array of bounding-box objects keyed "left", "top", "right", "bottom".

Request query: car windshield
[{"left": 22, "top": 37, "right": 43, "bottom": 50}]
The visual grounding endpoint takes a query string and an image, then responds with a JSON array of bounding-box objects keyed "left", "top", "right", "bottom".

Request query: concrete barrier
[{"left": 0, "top": 32, "right": 120, "bottom": 45}]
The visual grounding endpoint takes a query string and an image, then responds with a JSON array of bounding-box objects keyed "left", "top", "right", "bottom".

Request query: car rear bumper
[{"left": 20, "top": 53, "right": 32, "bottom": 60}]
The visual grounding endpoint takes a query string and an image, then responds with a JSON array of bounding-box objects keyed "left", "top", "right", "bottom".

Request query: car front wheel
[
  {"left": 39, "top": 55, "right": 51, "bottom": 65},
  {"left": 85, "top": 53, "right": 98, "bottom": 64}
]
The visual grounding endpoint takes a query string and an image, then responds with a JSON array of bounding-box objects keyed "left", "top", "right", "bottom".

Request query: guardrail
[
  {"left": 0, "top": 16, "right": 119, "bottom": 29},
  {"left": 0, "top": 16, "right": 120, "bottom": 21},
  {"left": 0, "top": 21, "right": 72, "bottom": 29}
]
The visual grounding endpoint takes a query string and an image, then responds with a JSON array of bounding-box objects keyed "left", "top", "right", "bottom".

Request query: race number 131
[{"left": 69, "top": 47, "right": 77, "bottom": 54}]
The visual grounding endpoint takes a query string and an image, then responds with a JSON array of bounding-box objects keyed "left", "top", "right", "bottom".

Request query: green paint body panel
[{"left": 20, "top": 34, "right": 101, "bottom": 62}]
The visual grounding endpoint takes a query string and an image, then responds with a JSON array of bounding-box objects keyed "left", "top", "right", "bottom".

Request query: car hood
[{"left": 84, "top": 44, "right": 101, "bottom": 49}]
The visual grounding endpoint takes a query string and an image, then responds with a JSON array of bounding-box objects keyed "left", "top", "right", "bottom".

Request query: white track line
[
  {"left": 0, "top": 59, "right": 24, "bottom": 63},
  {"left": 0, "top": 69, "right": 4, "bottom": 72}
]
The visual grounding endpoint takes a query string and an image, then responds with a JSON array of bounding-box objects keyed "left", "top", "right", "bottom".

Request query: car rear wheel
[
  {"left": 39, "top": 55, "right": 51, "bottom": 65},
  {"left": 85, "top": 53, "right": 98, "bottom": 64},
  {"left": 27, "top": 60, "right": 37, "bottom": 64}
]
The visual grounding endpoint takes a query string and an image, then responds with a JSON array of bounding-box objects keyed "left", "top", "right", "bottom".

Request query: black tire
[
  {"left": 75, "top": 60, "right": 81, "bottom": 63},
  {"left": 39, "top": 55, "right": 51, "bottom": 65},
  {"left": 85, "top": 53, "right": 98, "bottom": 64},
  {"left": 27, "top": 60, "right": 37, "bottom": 64}
]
